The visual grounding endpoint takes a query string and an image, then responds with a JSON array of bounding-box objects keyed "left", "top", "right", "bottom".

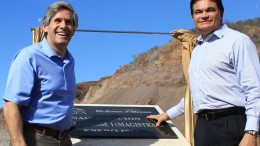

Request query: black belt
[
  {"left": 196, "top": 107, "right": 245, "bottom": 121},
  {"left": 23, "top": 123, "right": 69, "bottom": 139}
]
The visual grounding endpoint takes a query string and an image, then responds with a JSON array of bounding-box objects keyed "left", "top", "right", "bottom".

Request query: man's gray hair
[{"left": 40, "top": 1, "right": 78, "bottom": 29}]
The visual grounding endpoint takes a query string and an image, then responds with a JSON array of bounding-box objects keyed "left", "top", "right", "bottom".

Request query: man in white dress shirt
[{"left": 147, "top": 0, "right": 260, "bottom": 145}]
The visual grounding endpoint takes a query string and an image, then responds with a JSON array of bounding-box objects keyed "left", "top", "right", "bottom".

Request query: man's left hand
[{"left": 239, "top": 133, "right": 257, "bottom": 146}]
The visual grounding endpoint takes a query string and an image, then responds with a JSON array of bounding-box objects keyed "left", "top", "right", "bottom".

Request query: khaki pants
[{"left": 23, "top": 130, "right": 72, "bottom": 146}]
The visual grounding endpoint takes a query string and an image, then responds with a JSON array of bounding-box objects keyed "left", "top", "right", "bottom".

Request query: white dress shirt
[{"left": 167, "top": 24, "right": 260, "bottom": 131}]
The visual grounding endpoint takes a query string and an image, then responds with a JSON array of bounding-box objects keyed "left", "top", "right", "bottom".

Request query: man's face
[
  {"left": 42, "top": 9, "right": 75, "bottom": 51},
  {"left": 192, "top": 0, "right": 223, "bottom": 38}
]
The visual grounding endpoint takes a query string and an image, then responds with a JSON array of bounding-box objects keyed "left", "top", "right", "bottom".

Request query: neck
[
  {"left": 201, "top": 24, "right": 223, "bottom": 40},
  {"left": 45, "top": 38, "right": 67, "bottom": 59},
  {"left": 50, "top": 44, "right": 67, "bottom": 59},
  {"left": 55, "top": 47, "right": 67, "bottom": 59}
]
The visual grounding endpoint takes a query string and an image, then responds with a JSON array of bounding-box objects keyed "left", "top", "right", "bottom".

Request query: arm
[
  {"left": 233, "top": 37, "right": 260, "bottom": 146},
  {"left": 4, "top": 101, "right": 26, "bottom": 146},
  {"left": 3, "top": 48, "right": 36, "bottom": 146},
  {"left": 147, "top": 98, "right": 185, "bottom": 126}
]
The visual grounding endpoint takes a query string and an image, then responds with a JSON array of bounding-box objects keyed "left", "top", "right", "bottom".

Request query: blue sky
[{"left": 1, "top": 0, "right": 260, "bottom": 108}]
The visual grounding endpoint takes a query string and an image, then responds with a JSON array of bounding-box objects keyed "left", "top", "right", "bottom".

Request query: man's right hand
[{"left": 146, "top": 113, "right": 170, "bottom": 127}]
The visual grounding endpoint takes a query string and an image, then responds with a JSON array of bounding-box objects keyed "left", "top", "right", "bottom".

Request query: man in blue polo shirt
[{"left": 3, "top": 1, "right": 78, "bottom": 146}]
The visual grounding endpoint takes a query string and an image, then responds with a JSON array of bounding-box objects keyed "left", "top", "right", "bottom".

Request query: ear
[
  {"left": 42, "top": 24, "right": 48, "bottom": 33},
  {"left": 220, "top": 9, "right": 224, "bottom": 17},
  {"left": 72, "top": 29, "right": 76, "bottom": 36}
]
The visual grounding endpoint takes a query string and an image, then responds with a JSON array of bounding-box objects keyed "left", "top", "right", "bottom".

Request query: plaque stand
[{"left": 71, "top": 104, "right": 190, "bottom": 146}]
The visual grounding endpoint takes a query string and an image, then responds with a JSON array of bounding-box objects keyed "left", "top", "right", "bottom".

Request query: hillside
[
  {"left": 74, "top": 38, "right": 188, "bottom": 133},
  {"left": 74, "top": 18, "right": 260, "bottom": 134},
  {"left": 1, "top": 18, "right": 260, "bottom": 144}
]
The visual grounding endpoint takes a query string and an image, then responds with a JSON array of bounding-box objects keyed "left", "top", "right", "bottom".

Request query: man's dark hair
[{"left": 190, "top": 0, "right": 224, "bottom": 16}]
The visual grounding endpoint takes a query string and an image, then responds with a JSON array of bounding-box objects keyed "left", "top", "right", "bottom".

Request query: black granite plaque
[{"left": 69, "top": 105, "right": 178, "bottom": 139}]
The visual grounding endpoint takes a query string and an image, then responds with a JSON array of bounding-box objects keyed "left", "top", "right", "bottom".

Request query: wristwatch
[{"left": 245, "top": 130, "right": 259, "bottom": 138}]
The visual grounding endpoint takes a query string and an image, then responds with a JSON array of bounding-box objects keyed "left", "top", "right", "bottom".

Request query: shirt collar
[
  {"left": 40, "top": 38, "right": 59, "bottom": 58},
  {"left": 197, "top": 24, "right": 227, "bottom": 44},
  {"left": 40, "top": 38, "right": 72, "bottom": 61}
]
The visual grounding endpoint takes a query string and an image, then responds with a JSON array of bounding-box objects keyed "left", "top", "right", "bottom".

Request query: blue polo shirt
[{"left": 4, "top": 38, "right": 76, "bottom": 130}]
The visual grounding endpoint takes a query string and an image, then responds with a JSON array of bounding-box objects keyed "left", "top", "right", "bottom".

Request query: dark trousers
[
  {"left": 194, "top": 114, "right": 246, "bottom": 146},
  {"left": 23, "top": 130, "right": 72, "bottom": 146}
]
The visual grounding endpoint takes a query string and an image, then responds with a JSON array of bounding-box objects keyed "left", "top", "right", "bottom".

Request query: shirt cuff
[
  {"left": 167, "top": 98, "right": 185, "bottom": 119},
  {"left": 245, "top": 116, "right": 259, "bottom": 132}
]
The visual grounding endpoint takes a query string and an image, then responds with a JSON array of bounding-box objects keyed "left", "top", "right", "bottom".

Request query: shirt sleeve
[
  {"left": 3, "top": 49, "right": 35, "bottom": 106},
  {"left": 233, "top": 36, "right": 260, "bottom": 131},
  {"left": 167, "top": 98, "right": 185, "bottom": 118}
]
